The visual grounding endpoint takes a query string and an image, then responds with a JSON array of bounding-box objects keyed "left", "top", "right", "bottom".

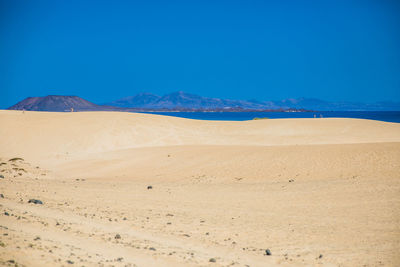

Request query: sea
[{"left": 140, "top": 111, "right": 400, "bottom": 123}]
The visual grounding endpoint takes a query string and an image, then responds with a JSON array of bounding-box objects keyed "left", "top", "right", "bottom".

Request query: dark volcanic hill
[{"left": 8, "top": 95, "right": 104, "bottom": 111}]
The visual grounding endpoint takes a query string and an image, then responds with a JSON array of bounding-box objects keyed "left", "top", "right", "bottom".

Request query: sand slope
[
  {"left": 1, "top": 110, "right": 400, "bottom": 266},
  {"left": 1, "top": 110, "right": 400, "bottom": 159}
]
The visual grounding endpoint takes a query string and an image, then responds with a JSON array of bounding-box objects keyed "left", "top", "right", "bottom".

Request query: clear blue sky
[{"left": 1, "top": 0, "right": 399, "bottom": 108}]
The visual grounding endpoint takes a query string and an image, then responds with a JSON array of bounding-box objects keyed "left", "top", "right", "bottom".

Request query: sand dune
[
  {"left": 0, "top": 110, "right": 400, "bottom": 266},
  {"left": 1, "top": 110, "right": 400, "bottom": 160}
]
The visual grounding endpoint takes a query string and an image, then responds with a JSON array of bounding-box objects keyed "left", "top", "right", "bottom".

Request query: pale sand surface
[{"left": 0, "top": 110, "right": 400, "bottom": 266}]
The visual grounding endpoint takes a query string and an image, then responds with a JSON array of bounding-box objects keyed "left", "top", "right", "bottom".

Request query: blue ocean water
[{"left": 141, "top": 111, "right": 400, "bottom": 123}]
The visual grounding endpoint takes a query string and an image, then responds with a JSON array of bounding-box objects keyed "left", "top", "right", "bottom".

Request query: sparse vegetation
[
  {"left": 8, "top": 158, "right": 24, "bottom": 162},
  {"left": 253, "top": 117, "right": 269, "bottom": 120},
  {"left": 28, "top": 199, "right": 43, "bottom": 205}
]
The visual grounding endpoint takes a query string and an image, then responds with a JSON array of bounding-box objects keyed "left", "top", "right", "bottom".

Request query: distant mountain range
[
  {"left": 7, "top": 91, "right": 400, "bottom": 112},
  {"left": 105, "top": 91, "right": 273, "bottom": 110},
  {"left": 105, "top": 91, "right": 400, "bottom": 111}
]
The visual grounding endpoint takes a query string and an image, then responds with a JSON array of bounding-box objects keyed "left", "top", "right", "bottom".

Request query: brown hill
[{"left": 7, "top": 95, "right": 103, "bottom": 111}]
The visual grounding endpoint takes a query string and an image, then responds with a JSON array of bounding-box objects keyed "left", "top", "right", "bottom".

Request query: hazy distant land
[{"left": 7, "top": 91, "right": 400, "bottom": 112}]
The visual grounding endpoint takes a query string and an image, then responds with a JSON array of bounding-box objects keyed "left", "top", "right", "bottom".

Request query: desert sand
[{"left": 0, "top": 110, "right": 400, "bottom": 266}]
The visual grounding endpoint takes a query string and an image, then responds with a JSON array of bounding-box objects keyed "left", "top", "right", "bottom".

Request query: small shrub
[{"left": 9, "top": 158, "right": 24, "bottom": 162}]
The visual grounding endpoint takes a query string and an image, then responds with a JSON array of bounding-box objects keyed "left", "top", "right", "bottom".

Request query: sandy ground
[{"left": 0, "top": 110, "right": 400, "bottom": 266}]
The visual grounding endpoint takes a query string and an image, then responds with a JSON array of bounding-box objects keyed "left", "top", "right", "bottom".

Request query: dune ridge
[{"left": 1, "top": 110, "right": 400, "bottom": 160}]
